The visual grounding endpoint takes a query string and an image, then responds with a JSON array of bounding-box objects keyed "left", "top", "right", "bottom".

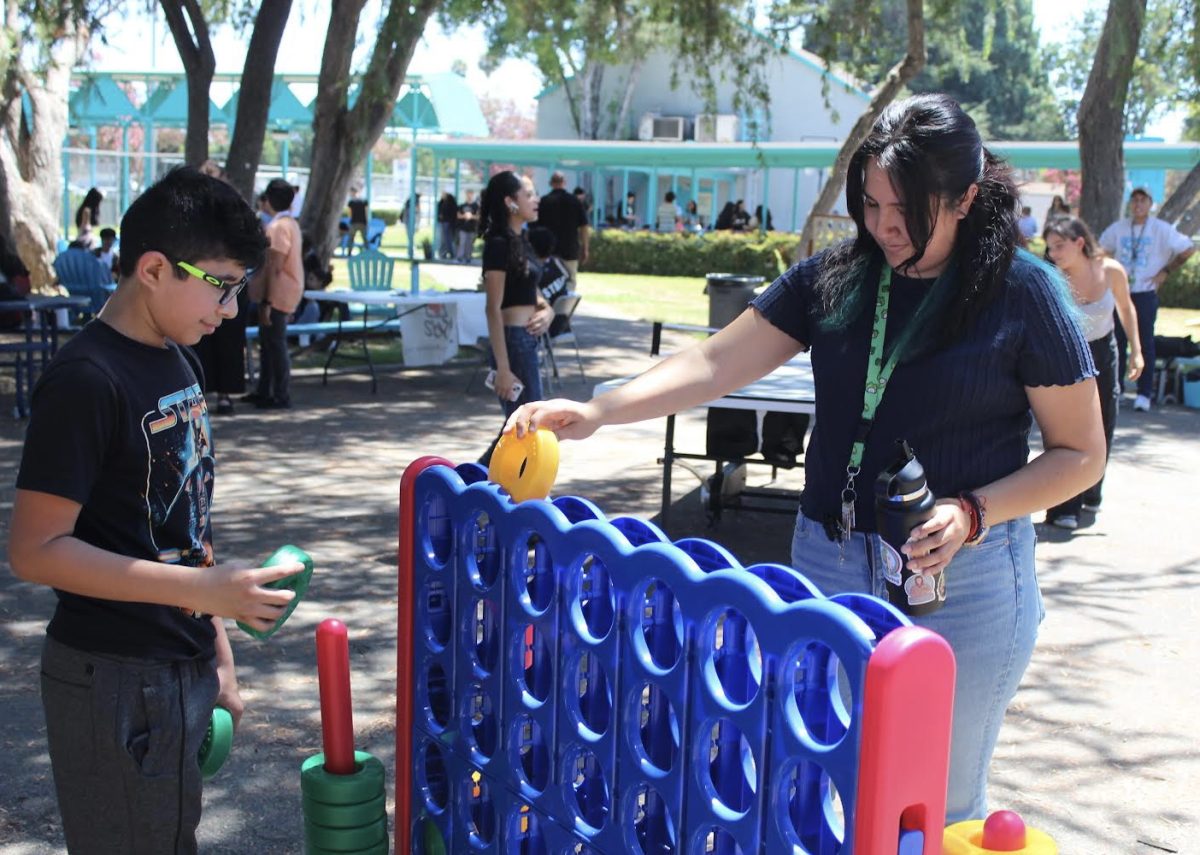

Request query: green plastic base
[
  {"left": 237, "top": 545, "right": 314, "bottom": 640},
  {"left": 300, "top": 751, "right": 386, "bottom": 806}
]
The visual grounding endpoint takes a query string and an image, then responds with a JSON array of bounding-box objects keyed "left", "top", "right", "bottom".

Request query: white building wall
[{"left": 535, "top": 46, "right": 869, "bottom": 230}]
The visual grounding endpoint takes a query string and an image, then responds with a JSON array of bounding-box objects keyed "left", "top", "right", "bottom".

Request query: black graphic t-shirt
[{"left": 17, "top": 321, "right": 217, "bottom": 660}]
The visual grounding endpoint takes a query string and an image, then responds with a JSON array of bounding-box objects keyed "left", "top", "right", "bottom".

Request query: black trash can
[{"left": 705, "top": 273, "right": 765, "bottom": 329}]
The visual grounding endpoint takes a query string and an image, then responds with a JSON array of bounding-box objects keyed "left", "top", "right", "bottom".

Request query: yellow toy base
[{"left": 944, "top": 819, "right": 1058, "bottom": 854}]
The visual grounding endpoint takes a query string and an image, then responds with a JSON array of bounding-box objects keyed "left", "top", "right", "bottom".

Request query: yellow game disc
[{"left": 488, "top": 428, "right": 559, "bottom": 503}]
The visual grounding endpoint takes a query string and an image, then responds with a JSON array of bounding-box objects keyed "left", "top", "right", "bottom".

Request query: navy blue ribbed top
[{"left": 751, "top": 249, "right": 1094, "bottom": 532}]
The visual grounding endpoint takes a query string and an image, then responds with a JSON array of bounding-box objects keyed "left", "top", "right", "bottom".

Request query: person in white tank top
[{"left": 1043, "top": 215, "right": 1143, "bottom": 529}]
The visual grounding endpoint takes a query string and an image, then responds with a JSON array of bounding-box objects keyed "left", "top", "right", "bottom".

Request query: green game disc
[
  {"left": 198, "top": 706, "right": 234, "bottom": 779},
  {"left": 237, "top": 545, "right": 314, "bottom": 640}
]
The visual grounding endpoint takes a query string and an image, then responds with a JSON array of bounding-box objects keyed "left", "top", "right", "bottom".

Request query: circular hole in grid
[
  {"left": 465, "top": 771, "right": 497, "bottom": 846},
  {"left": 420, "top": 739, "right": 450, "bottom": 813},
  {"left": 706, "top": 607, "right": 762, "bottom": 707},
  {"left": 464, "top": 683, "right": 498, "bottom": 760},
  {"left": 512, "top": 714, "right": 551, "bottom": 793},
  {"left": 787, "top": 640, "right": 852, "bottom": 748},
  {"left": 521, "top": 533, "right": 555, "bottom": 614},
  {"left": 516, "top": 623, "right": 553, "bottom": 705},
  {"left": 471, "top": 598, "right": 501, "bottom": 675},
  {"left": 634, "top": 579, "right": 684, "bottom": 672},
  {"left": 569, "top": 748, "right": 610, "bottom": 831},
  {"left": 508, "top": 805, "right": 547, "bottom": 855},
  {"left": 703, "top": 718, "right": 757, "bottom": 817},
  {"left": 423, "top": 578, "right": 451, "bottom": 650},
  {"left": 424, "top": 662, "right": 451, "bottom": 730},
  {"left": 628, "top": 783, "right": 677, "bottom": 854},
  {"left": 698, "top": 827, "right": 744, "bottom": 855},
  {"left": 780, "top": 760, "right": 845, "bottom": 852},
  {"left": 632, "top": 682, "right": 680, "bottom": 774},
  {"left": 572, "top": 650, "right": 612, "bottom": 737},
  {"left": 573, "top": 554, "right": 615, "bottom": 641},
  {"left": 422, "top": 493, "right": 452, "bottom": 566},
  {"left": 468, "top": 511, "right": 500, "bottom": 590}
]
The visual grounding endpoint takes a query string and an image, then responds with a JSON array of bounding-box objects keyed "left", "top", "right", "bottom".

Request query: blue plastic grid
[{"left": 407, "top": 463, "right": 911, "bottom": 854}]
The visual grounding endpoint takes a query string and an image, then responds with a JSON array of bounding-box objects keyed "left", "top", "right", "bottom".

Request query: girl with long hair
[
  {"left": 478, "top": 171, "right": 555, "bottom": 463},
  {"left": 1043, "top": 216, "right": 1143, "bottom": 528},
  {"left": 507, "top": 94, "right": 1105, "bottom": 822},
  {"left": 75, "top": 188, "right": 104, "bottom": 249}
]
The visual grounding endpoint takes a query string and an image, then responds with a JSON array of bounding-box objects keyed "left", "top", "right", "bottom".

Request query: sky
[{"left": 88, "top": 0, "right": 1182, "bottom": 141}]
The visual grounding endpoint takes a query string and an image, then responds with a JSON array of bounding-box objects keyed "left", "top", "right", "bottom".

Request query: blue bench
[{"left": 335, "top": 217, "right": 387, "bottom": 256}]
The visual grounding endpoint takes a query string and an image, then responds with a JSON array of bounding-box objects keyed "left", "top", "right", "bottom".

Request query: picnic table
[{"left": 1, "top": 295, "right": 91, "bottom": 417}]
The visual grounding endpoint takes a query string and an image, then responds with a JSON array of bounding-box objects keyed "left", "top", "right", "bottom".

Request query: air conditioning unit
[
  {"left": 694, "top": 113, "right": 739, "bottom": 143},
  {"left": 637, "top": 114, "right": 687, "bottom": 142}
]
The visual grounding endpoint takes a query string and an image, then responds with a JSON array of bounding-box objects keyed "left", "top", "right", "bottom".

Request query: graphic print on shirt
[
  {"left": 1117, "top": 232, "right": 1149, "bottom": 275},
  {"left": 142, "top": 382, "right": 214, "bottom": 567}
]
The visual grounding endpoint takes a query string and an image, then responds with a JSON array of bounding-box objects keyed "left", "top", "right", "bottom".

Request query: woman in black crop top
[{"left": 479, "top": 171, "right": 555, "bottom": 463}]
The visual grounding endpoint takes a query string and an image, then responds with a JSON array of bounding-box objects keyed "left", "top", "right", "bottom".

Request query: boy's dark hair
[
  {"left": 118, "top": 166, "right": 267, "bottom": 278},
  {"left": 264, "top": 178, "right": 296, "bottom": 213},
  {"left": 99, "top": 227, "right": 117, "bottom": 240},
  {"left": 665, "top": 191, "right": 676, "bottom": 203},
  {"left": 527, "top": 225, "right": 557, "bottom": 258}
]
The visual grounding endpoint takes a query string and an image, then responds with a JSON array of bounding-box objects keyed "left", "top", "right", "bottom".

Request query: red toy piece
[
  {"left": 983, "top": 810, "right": 1027, "bottom": 850},
  {"left": 316, "top": 618, "right": 356, "bottom": 775}
]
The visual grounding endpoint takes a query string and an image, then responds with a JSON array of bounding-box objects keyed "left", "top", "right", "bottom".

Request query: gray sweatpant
[{"left": 40, "top": 636, "right": 219, "bottom": 854}]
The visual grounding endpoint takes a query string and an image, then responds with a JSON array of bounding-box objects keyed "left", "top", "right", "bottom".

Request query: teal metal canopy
[
  {"left": 141, "top": 82, "right": 229, "bottom": 127},
  {"left": 418, "top": 138, "right": 1200, "bottom": 172},
  {"left": 68, "top": 75, "right": 138, "bottom": 127},
  {"left": 223, "top": 78, "right": 312, "bottom": 131},
  {"left": 393, "top": 73, "right": 488, "bottom": 137}
]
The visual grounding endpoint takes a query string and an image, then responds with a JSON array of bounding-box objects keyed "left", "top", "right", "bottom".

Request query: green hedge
[
  {"left": 586, "top": 229, "right": 800, "bottom": 279},
  {"left": 1161, "top": 254, "right": 1200, "bottom": 309},
  {"left": 370, "top": 207, "right": 401, "bottom": 226}
]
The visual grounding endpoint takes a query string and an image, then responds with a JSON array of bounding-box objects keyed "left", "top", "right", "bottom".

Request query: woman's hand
[
  {"left": 525, "top": 305, "right": 554, "bottom": 337},
  {"left": 494, "top": 367, "right": 521, "bottom": 402},
  {"left": 506, "top": 398, "right": 603, "bottom": 440},
  {"left": 902, "top": 499, "right": 972, "bottom": 576},
  {"left": 1127, "top": 349, "right": 1145, "bottom": 381}
]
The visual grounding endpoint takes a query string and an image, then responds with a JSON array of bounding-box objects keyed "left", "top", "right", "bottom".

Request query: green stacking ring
[
  {"left": 300, "top": 751, "right": 385, "bottom": 806},
  {"left": 238, "top": 545, "right": 315, "bottom": 640},
  {"left": 198, "top": 707, "right": 234, "bottom": 779},
  {"left": 305, "top": 842, "right": 389, "bottom": 855},
  {"left": 303, "top": 816, "right": 387, "bottom": 851},
  {"left": 302, "top": 792, "right": 386, "bottom": 828}
]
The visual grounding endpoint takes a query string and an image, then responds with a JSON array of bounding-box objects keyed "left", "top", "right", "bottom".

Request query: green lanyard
[{"left": 839, "top": 266, "right": 903, "bottom": 536}]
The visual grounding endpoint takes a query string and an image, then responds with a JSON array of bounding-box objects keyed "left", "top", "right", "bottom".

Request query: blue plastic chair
[
  {"left": 346, "top": 249, "right": 395, "bottom": 291},
  {"left": 52, "top": 248, "right": 112, "bottom": 319}
]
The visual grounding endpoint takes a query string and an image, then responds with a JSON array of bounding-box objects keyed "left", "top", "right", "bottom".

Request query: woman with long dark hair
[
  {"left": 75, "top": 188, "right": 103, "bottom": 249},
  {"left": 507, "top": 94, "right": 1105, "bottom": 822},
  {"left": 478, "top": 171, "right": 555, "bottom": 463},
  {"left": 1043, "top": 216, "right": 1143, "bottom": 528}
]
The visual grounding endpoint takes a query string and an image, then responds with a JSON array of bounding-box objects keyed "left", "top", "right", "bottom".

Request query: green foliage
[
  {"left": 1161, "top": 254, "right": 1200, "bottom": 309},
  {"left": 1048, "top": 0, "right": 1197, "bottom": 137},
  {"left": 586, "top": 229, "right": 800, "bottom": 279},
  {"left": 801, "top": 0, "right": 1064, "bottom": 140},
  {"left": 371, "top": 207, "right": 401, "bottom": 226}
]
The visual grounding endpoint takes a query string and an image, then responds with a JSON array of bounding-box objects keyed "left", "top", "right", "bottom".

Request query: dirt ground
[{"left": 0, "top": 298, "right": 1197, "bottom": 853}]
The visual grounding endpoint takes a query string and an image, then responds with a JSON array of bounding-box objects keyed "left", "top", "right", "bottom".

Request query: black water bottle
[{"left": 875, "top": 440, "right": 943, "bottom": 616}]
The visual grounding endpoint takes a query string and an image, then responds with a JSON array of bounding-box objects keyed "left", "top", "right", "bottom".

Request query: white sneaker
[
  {"left": 1050, "top": 515, "right": 1078, "bottom": 530},
  {"left": 1082, "top": 501, "right": 1101, "bottom": 513},
  {"left": 1133, "top": 395, "right": 1151, "bottom": 412}
]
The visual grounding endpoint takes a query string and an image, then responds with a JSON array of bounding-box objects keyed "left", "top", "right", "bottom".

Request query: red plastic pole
[{"left": 316, "top": 618, "right": 356, "bottom": 775}]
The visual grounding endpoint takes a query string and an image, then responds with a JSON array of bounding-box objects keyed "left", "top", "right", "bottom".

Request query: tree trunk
[
  {"left": 798, "top": 0, "right": 926, "bottom": 255},
  {"left": 300, "top": 0, "right": 440, "bottom": 267},
  {"left": 159, "top": 0, "right": 216, "bottom": 166},
  {"left": 1175, "top": 198, "right": 1200, "bottom": 237},
  {"left": 611, "top": 59, "right": 643, "bottom": 140},
  {"left": 0, "top": 16, "right": 83, "bottom": 290},
  {"left": 1159, "top": 161, "right": 1200, "bottom": 225},
  {"left": 1077, "top": 0, "right": 1147, "bottom": 232},
  {"left": 224, "top": 0, "right": 293, "bottom": 200}
]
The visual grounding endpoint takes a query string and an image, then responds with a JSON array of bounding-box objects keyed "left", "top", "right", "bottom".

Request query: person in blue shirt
[{"left": 506, "top": 94, "right": 1105, "bottom": 824}]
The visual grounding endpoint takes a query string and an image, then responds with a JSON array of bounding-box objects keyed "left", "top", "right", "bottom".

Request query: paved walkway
[{"left": 0, "top": 296, "right": 1196, "bottom": 852}]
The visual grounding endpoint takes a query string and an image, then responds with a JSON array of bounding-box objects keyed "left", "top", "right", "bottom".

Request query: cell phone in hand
[{"left": 484, "top": 369, "right": 524, "bottom": 402}]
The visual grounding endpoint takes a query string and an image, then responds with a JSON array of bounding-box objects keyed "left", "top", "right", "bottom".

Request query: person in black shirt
[
  {"left": 437, "top": 191, "right": 459, "bottom": 259},
  {"left": 10, "top": 167, "right": 300, "bottom": 853},
  {"left": 346, "top": 189, "right": 369, "bottom": 254},
  {"left": 506, "top": 94, "right": 1105, "bottom": 824},
  {"left": 537, "top": 171, "right": 590, "bottom": 291},
  {"left": 479, "top": 170, "right": 555, "bottom": 464},
  {"left": 455, "top": 189, "right": 479, "bottom": 261}
]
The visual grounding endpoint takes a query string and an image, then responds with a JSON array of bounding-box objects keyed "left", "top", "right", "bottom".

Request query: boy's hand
[
  {"left": 194, "top": 562, "right": 300, "bottom": 630},
  {"left": 214, "top": 660, "right": 245, "bottom": 729}
]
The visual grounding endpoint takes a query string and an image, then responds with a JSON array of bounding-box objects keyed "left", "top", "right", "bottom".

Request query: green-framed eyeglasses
[{"left": 176, "top": 261, "right": 251, "bottom": 306}]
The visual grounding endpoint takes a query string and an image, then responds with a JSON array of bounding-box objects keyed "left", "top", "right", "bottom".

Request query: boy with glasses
[{"left": 9, "top": 166, "right": 302, "bottom": 853}]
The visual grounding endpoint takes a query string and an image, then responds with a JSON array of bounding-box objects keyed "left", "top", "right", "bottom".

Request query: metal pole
[
  {"left": 88, "top": 128, "right": 97, "bottom": 190},
  {"left": 621, "top": 170, "right": 630, "bottom": 225},
  {"left": 119, "top": 123, "right": 130, "bottom": 215},
  {"left": 760, "top": 169, "right": 770, "bottom": 236},
  {"left": 144, "top": 120, "right": 155, "bottom": 189},
  {"left": 408, "top": 128, "right": 418, "bottom": 293},
  {"left": 280, "top": 136, "right": 290, "bottom": 182},
  {"left": 792, "top": 168, "right": 801, "bottom": 233},
  {"left": 454, "top": 159, "right": 461, "bottom": 200}
]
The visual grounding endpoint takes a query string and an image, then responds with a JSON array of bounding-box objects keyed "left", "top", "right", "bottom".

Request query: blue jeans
[
  {"left": 790, "top": 512, "right": 1042, "bottom": 823},
  {"left": 480, "top": 326, "right": 543, "bottom": 465},
  {"left": 1115, "top": 290, "right": 1158, "bottom": 398}
]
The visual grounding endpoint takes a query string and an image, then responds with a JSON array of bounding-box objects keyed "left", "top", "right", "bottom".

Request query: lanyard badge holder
[{"left": 838, "top": 267, "right": 900, "bottom": 540}]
